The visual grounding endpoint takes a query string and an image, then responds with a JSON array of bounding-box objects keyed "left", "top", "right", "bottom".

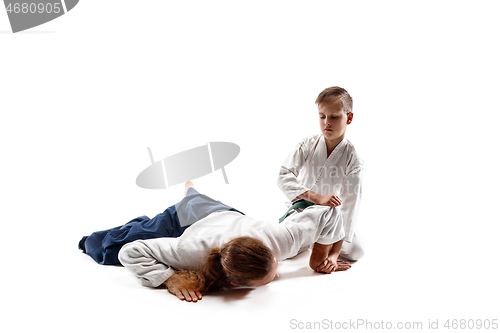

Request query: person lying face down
[
  {"left": 162, "top": 236, "right": 279, "bottom": 302},
  {"left": 118, "top": 183, "right": 351, "bottom": 302}
]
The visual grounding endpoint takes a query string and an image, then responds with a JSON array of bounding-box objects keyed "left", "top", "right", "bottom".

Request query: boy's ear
[{"left": 347, "top": 113, "right": 354, "bottom": 124}]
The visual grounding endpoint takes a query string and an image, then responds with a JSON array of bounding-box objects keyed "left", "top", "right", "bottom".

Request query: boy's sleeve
[
  {"left": 118, "top": 239, "right": 179, "bottom": 288},
  {"left": 277, "top": 140, "right": 311, "bottom": 202},
  {"left": 339, "top": 168, "right": 363, "bottom": 243}
]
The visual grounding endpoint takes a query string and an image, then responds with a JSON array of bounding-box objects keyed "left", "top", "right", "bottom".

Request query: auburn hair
[
  {"left": 172, "top": 236, "right": 274, "bottom": 292},
  {"left": 315, "top": 86, "right": 353, "bottom": 114}
]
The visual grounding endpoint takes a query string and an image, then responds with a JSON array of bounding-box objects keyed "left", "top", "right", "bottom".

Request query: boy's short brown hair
[{"left": 315, "top": 86, "right": 353, "bottom": 114}]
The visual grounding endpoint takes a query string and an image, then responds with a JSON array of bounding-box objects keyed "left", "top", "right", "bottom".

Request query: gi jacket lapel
[{"left": 311, "top": 137, "right": 348, "bottom": 190}]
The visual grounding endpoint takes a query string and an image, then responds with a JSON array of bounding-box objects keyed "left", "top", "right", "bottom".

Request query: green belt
[{"left": 278, "top": 199, "right": 315, "bottom": 223}]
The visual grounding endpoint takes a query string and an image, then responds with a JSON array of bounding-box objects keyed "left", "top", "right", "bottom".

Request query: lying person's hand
[
  {"left": 315, "top": 259, "right": 351, "bottom": 274},
  {"left": 168, "top": 285, "right": 203, "bottom": 302},
  {"left": 163, "top": 271, "right": 203, "bottom": 302}
]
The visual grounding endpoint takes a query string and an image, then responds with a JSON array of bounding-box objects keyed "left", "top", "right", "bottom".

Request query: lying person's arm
[
  {"left": 118, "top": 239, "right": 182, "bottom": 288},
  {"left": 309, "top": 240, "right": 351, "bottom": 274},
  {"left": 119, "top": 240, "right": 204, "bottom": 302}
]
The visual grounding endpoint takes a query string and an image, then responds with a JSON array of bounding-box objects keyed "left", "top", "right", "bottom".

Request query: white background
[{"left": 1, "top": 1, "right": 499, "bottom": 332}]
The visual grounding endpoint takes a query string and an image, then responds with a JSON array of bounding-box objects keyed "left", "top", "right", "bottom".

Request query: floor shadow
[
  {"left": 277, "top": 249, "right": 358, "bottom": 279},
  {"left": 204, "top": 287, "right": 255, "bottom": 301},
  {"left": 278, "top": 265, "right": 317, "bottom": 280}
]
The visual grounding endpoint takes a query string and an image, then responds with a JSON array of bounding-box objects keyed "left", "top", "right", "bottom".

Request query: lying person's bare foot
[{"left": 184, "top": 181, "right": 195, "bottom": 197}]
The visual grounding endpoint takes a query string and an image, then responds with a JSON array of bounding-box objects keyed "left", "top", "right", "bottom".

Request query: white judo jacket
[
  {"left": 119, "top": 207, "right": 344, "bottom": 288},
  {"left": 277, "top": 135, "right": 363, "bottom": 243}
]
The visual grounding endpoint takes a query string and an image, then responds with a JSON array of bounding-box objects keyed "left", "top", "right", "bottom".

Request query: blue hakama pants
[{"left": 78, "top": 188, "right": 243, "bottom": 265}]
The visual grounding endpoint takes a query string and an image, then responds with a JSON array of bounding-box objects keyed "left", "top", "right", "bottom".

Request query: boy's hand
[
  {"left": 317, "top": 194, "right": 342, "bottom": 208},
  {"left": 316, "top": 259, "right": 351, "bottom": 274}
]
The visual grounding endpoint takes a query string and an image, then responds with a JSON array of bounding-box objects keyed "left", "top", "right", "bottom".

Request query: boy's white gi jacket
[{"left": 277, "top": 135, "right": 363, "bottom": 243}]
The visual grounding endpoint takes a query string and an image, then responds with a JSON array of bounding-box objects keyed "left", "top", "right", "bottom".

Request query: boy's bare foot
[
  {"left": 309, "top": 243, "right": 331, "bottom": 271},
  {"left": 184, "top": 181, "right": 194, "bottom": 197}
]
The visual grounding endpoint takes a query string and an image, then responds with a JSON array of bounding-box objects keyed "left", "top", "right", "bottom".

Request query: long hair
[{"left": 173, "top": 236, "right": 274, "bottom": 292}]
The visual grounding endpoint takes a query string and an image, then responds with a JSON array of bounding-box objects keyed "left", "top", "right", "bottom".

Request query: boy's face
[{"left": 318, "top": 98, "right": 353, "bottom": 144}]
